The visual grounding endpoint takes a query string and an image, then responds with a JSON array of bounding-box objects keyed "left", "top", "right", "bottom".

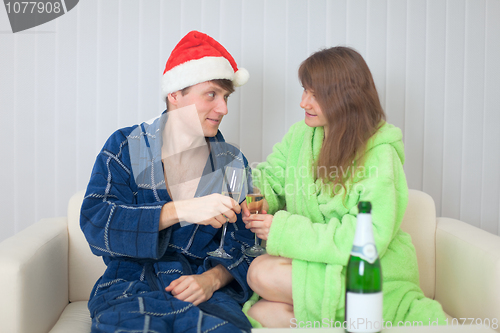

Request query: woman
[{"left": 242, "top": 47, "right": 446, "bottom": 328}]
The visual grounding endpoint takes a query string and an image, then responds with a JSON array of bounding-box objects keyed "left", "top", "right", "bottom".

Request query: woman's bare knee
[
  {"left": 247, "top": 254, "right": 269, "bottom": 293},
  {"left": 247, "top": 254, "right": 293, "bottom": 304}
]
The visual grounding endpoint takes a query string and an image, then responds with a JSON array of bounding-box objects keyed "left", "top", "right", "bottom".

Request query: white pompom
[{"left": 233, "top": 68, "right": 249, "bottom": 87}]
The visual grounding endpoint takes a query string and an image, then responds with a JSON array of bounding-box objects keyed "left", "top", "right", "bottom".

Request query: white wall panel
[
  {"left": 481, "top": 0, "right": 500, "bottom": 235},
  {"left": 404, "top": 0, "right": 426, "bottom": 191},
  {"left": 0, "top": 25, "right": 17, "bottom": 239},
  {"left": 366, "top": 0, "right": 387, "bottom": 110},
  {"left": 422, "top": 0, "right": 446, "bottom": 219},
  {"left": 442, "top": 0, "right": 466, "bottom": 220},
  {"left": 239, "top": 0, "right": 264, "bottom": 163},
  {"left": 285, "top": 0, "right": 308, "bottom": 131},
  {"left": 263, "top": 0, "right": 287, "bottom": 160},
  {"left": 34, "top": 26, "right": 58, "bottom": 224},
  {"left": 326, "top": 0, "right": 347, "bottom": 47},
  {"left": 307, "top": 0, "right": 328, "bottom": 54},
  {"left": 346, "top": 0, "right": 367, "bottom": 56},
  {"left": 219, "top": 0, "right": 243, "bottom": 148},
  {"left": 1, "top": 0, "right": 499, "bottom": 242},
  {"left": 76, "top": 0, "right": 99, "bottom": 188},
  {"left": 16, "top": 33, "right": 37, "bottom": 233},
  {"left": 117, "top": 0, "right": 141, "bottom": 129},
  {"left": 385, "top": 0, "right": 407, "bottom": 131},
  {"left": 54, "top": 11, "right": 79, "bottom": 214},
  {"left": 460, "top": 0, "right": 486, "bottom": 229}
]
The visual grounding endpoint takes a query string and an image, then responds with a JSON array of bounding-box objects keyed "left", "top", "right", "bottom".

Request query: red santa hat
[{"left": 162, "top": 31, "right": 249, "bottom": 99}]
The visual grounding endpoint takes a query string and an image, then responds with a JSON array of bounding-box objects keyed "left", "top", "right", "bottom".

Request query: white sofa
[{"left": 1, "top": 189, "right": 499, "bottom": 333}]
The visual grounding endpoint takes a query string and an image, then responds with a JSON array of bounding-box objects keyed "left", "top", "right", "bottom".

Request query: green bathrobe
[{"left": 249, "top": 120, "right": 446, "bottom": 327}]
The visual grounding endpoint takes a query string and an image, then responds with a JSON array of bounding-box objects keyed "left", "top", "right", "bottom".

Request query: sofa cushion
[{"left": 49, "top": 301, "right": 91, "bottom": 333}]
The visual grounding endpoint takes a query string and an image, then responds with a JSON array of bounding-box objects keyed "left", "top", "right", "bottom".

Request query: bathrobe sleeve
[{"left": 80, "top": 128, "right": 171, "bottom": 260}]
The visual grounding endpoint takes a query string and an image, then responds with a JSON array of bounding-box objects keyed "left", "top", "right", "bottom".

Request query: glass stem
[
  {"left": 254, "top": 233, "right": 259, "bottom": 246},
  {"left": 220, "top": 223, "right": 228, "bottom": 249}
]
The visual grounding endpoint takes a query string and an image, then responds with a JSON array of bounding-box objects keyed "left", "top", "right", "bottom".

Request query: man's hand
[
  {"left": 165, "top": 264, "right": 233, "bottom": 306},
  {"left": 160, "top": 194, "right": 241, "bottom": 230}
]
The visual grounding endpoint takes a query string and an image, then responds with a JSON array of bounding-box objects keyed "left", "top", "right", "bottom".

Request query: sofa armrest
[
  {"left": 435, "top": 217, "right": 500, "bottom": 329},
  {"left": 0, "top": 217, "right": 69, "bottom": 333}
]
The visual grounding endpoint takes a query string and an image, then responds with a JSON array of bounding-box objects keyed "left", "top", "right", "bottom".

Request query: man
[{"left": 81, "top": 31, "right": 254, "bottom": 333}]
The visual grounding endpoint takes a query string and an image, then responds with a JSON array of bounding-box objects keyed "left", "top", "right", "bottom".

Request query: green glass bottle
[{"left": 345, "top": 201, "right": 382, "bottom": 333}]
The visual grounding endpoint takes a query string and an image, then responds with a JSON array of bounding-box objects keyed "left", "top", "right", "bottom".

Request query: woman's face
[{"left": 300, "top": 88, "right": 328, "bottom": 129}]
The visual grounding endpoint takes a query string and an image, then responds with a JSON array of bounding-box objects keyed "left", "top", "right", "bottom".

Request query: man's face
[{"left": 170, "top": 81, "right": 231, "bottom": 137}]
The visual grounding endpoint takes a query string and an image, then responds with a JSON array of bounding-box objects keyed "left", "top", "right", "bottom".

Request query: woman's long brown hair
[{"left": 298, "top": 47, "right": 385, "bottom": 190}]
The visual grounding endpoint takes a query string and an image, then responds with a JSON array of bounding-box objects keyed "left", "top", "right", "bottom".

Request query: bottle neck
[{"left": 352, "top": 213, "right": 375, "bottom": 247}]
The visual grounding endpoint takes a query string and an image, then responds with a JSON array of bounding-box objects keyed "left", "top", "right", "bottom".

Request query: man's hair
[
  {"left": 166, "top": 79, "right": 235, "bottom": 109},
  {"left": 181, "top": 79, "right": 235, "bottom": 96}
]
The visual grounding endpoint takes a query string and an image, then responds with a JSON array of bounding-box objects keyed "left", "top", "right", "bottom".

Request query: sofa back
[
  {"left": 400, "top": 189, "right": 437, "bottom": 300},
  {"left": 68, "top": 190, "right": 106, "bottom": 302},
  {"left": 66, "top": 189, "right": 437, "bottom": 302}
]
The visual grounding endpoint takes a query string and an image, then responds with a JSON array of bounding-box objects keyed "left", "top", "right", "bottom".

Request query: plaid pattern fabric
[{"left": 81, "top": 113, "right": 255, "bottom": 332}]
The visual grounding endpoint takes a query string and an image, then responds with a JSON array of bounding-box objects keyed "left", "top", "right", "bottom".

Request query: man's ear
[{"left": 167, "top": 92, "right": 179, "bottom": 107}]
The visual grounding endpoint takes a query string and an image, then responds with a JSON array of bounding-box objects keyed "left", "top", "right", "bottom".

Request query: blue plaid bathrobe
[{"left": 81, "top": 112, "right": 255, "bottom": 333}]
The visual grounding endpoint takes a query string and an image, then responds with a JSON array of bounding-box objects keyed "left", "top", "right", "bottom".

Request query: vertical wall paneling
[
  {"left": 239, "top": 0, "right": 264, "bottom": 164},
  {"left": 423, "top": 0, "right": 447, "bottom": 217},
  {"left": 306, "top": 0, "right": 327, "bottom": 55},
  {"left": 404, "top": 0, "right": 426, "bottom": 190},
  {"left": 95, "top": 0, "right": 120, "bottom": 151},
  {"left": 180, "top": 0, "right": 203, "bottom": 34},
  {"left": 262, "top": 0, "right": 287, "bottom": 161},
  {"left": 366, "top": 0, "right": 387, "bottom": 110},
  {"left": 219, "top": 0, "right": 243, "bottom": 148},
  {"left": 117, "top": 0, "right": 140, "bottom": 128},
  {"left": 285, "top": 0, "right": 308, "bottom": 130},
  {"left": 346, "top": 0, "right": 367, "bottom": 56},
  {"left": 34, "top": 24, "right": 57, "bottom": 222},
  {"left": 460, "top": 0, "right": 486, "bottom": 228},
  {"left": 480, "top": 0, "right": 500, "bottom": 234},
  {"left": 15, "top": 34, "right": 36, "bottom": 232},
  {"left": 200, "top": 0, "right": 221, "bottom": 38},
  {"left": 385, "top": 0, "right": 407, "bottom": 131},
  {"left": 441, "top": 0, "right": 466, "bottom": 220},
  {"left": 158, "top": 1, "right": 182, "bottom": 115},
  {"left": 1, "top": 0, "right": 500, "bottom": 242},
  {"left": 326, "top": 0, "right": 347, "bottom": 47},
  {"left": 76, "top": 0, "right": 99, "bottom": 188},
  {"left": 138, "top": 1, "right": 163, "bottom": 123},
  {"left": 54, "top": 10, "right": 79, "bottom": 213},
  {"left": 0, "top": 30, "right": 17, "bottom": 237}
]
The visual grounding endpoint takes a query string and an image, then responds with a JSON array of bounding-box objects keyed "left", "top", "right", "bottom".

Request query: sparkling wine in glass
[
  {"left": 207, "top": 166, "right": 246, "bottom": 259},
  {"left": 244, "top": 192, "right": 267, "bottom": 257}
]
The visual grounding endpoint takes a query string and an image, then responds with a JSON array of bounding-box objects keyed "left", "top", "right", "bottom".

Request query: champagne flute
[
  {"left": 244, "top": 189, "right": 267, "bottom": 257},
  {"left": 207, "top": 166, "right": 246, "bottom": 259}
]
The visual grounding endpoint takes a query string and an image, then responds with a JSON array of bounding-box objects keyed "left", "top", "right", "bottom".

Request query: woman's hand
[
  {"left": 242, "top": 213, "right": 273, "bottom": 240},
  {"left": 241, "top": 198, "right": 269, "bottom": 217}
]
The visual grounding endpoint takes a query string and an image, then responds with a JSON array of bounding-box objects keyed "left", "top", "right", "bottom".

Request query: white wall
[{"left": 0, "top": 0, "right": 499, "bottom": 242}]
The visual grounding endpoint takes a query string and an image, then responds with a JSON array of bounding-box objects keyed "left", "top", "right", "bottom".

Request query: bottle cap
[{"left": 358, "top": 201, "right": 372, "bottom": 213}]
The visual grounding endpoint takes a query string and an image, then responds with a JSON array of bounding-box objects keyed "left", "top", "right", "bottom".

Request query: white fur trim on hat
[{"left": 162, "top": 56, "right": 234, "bottom": 99}]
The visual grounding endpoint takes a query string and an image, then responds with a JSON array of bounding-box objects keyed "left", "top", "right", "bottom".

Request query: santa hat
[{"left": 162, "top": 31, "right": 249, "bottom": 99}]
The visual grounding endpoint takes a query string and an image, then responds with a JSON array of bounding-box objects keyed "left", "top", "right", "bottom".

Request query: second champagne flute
[
  {"left": 244, "top": 189, "right": 267, "bottom": 257},
  {"left": 207, "top": 166, "right": 246, "bottom": 259}
]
